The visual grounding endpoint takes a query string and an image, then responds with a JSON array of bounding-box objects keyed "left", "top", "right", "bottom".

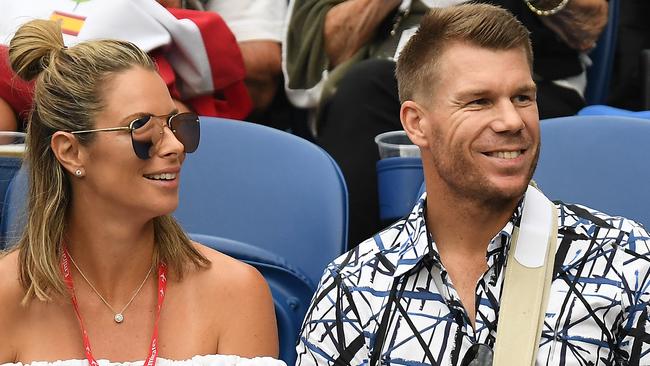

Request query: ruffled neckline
[{"left": 2, "top": 354, "right": 286, "bottom": 366}]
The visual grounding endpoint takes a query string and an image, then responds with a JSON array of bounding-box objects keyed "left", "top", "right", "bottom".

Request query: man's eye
[
  {"left": 468, "top": 98, "right": 489, "bottom": 106},
  {"left": 514, "top": 95, "right": 534, "bottom": 103}
]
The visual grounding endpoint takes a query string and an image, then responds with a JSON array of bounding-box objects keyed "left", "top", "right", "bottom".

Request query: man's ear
[
  {"left": 50, "top": 131, "right": 85, "bottom": 176},
  {"left": 400, "top": 100, "right": 429, "bottom": 148}
]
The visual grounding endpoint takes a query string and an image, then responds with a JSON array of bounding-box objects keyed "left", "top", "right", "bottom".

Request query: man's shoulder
[
  {"left": 555, "top": 201, "right": 650, "bottom": 259},
  {"left": 557, "top": 201, "right": 648, "bottom": 237},
  {"left": 325, "top": 218, "right": 428, "bottom": 288}
]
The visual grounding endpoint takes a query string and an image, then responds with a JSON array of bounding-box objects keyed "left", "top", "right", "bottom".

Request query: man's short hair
[{"left": 395, "top": 3, "right": 533, "bottom": 104}]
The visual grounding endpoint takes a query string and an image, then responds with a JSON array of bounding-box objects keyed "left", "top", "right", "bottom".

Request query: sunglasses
[
  {"left": 460, "top": 343, "right": 493, "bottom": 366},
  {"left": 70, "top": 112, "right": 200, "bottom": 159}
]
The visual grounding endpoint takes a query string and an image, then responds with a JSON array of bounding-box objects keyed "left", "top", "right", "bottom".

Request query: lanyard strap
[
  {"left": 61, "top": 248, "right": 168, "bottom": 366},
  {"left": 492, "top": 185, "right": 558, "bottom": 366}
]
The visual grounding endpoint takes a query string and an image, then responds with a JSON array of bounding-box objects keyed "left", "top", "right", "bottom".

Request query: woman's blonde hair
[{"left": 7, "top": 19, "right": 209, "bottom": 302}]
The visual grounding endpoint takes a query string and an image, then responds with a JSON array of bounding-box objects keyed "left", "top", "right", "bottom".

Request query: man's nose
[{"left": 491, "top": 100, "right": 525, "bottom": 133}]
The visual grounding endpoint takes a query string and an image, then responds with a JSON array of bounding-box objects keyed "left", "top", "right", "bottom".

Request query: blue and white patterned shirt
[{"left": 296, "top": 193, "right": 650, "bottom": 366}]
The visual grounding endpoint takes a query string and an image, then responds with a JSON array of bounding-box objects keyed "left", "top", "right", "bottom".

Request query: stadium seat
[
  {"left": 1, "top": 118, "right": 349, "bottom": 286},
  {"left": 189, "top": 233, "right": 313, "bottom": 366},
  {"left": 0, "top": 157, "right": 24, "bottom": 249},
  {"left": 371, "top": 114, "right": 650, "bottom": 229},
  {"left": 578, "top": 105, "right": 650, "bottom": 119},
  {"left": 533, "top": 115, "right": 650, "bottom": 227},
  {"left": 174, "top": 117, "right": 348, "bottom": 287}
]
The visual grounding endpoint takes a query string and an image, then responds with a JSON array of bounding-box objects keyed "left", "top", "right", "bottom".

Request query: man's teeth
[
  {"left": 145, "top": 173, "right": 176, "bottom": 180},
  {"left": 490, "top": 151, "right": 522, "bottom": 159}
]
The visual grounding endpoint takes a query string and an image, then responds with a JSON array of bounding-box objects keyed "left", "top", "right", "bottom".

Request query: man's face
[{"left": 417, "top": 42, "right": 540, "bottom": 207}]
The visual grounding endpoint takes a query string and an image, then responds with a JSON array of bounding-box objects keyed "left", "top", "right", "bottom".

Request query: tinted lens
[
  {"left": 130, "top": 115, "right": 155, "bottom": 159},
  {"left": 460, "top": 344, "right": 493, "bottom": 366},
  {"left": 169, "top": 112, "right": 200, "bottom": 153}
]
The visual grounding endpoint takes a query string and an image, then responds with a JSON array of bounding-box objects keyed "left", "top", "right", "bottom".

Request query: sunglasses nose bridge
[
  {"left": 154, "top": 118, "right": 185, "bottom": 150},
  {"left": 152, "top": 116, "right": 174, "bottom": 138}
]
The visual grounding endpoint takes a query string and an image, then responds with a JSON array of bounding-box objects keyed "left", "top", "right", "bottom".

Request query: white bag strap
[{"left": 493, "top": 185, "right": 558, "bottom": 366}]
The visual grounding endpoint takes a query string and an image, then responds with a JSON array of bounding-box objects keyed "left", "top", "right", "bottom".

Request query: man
[{"left": 296, "top": 4, "right": 650, "bottom": 365}]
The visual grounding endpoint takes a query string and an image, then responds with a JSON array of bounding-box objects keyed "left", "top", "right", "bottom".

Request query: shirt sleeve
[
  {"left": 283, "top": 0, "right": 347, "bottom": 108},
  {"left": 296, "top": 265, "right": 369, "bottom": 366},
  {"left": 617, "top": 222, "right": 650, "bottom": 363},
  {"left": 0, "top": 46, "right": 33, "bottom": 127}
]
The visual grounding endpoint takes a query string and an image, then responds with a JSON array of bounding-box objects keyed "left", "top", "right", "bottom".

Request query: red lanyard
[{"left": 61, "top": 248, "right": 167, "bottom": 366}]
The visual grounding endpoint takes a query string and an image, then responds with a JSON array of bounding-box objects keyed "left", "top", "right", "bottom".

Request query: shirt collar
[{"left": 382, "top": 192, "right": 525, "bottom": 278}]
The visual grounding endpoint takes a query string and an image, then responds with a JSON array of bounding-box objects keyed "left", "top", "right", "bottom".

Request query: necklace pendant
[{"left": 114, "top": 313, "right": 124, "bottom": 323}]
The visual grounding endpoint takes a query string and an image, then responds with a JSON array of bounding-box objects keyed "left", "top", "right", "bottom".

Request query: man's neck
[
  {"left": 425, "top": 185, "right": 519, "bottom": 257},
  {"left": 424, "top": 183, "right": 522, "bottom": 328}
]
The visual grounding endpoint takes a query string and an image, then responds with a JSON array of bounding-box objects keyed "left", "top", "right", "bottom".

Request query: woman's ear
[
  {"left": 50, "top": 131, "right": 85, "bottom": 177},
  {"left": 400, "top": 100, "right": 429, "bottom": 148}
]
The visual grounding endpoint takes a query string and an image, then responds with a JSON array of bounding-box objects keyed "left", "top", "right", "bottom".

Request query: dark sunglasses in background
[
  {"left": 70, "top": 112, "right": 200, "bottom": 159},
  {"left": 460, "top": 343, "right": 493, "bottom": 366}
]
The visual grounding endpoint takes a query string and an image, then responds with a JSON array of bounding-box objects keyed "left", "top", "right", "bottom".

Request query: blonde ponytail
[{"left": 9, "top": 19, "right": 66, "bottom": 82}]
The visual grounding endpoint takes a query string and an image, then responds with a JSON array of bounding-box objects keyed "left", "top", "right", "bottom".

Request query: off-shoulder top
[{"left": 1, "top": 355, "right": 287, "bottom": 366}]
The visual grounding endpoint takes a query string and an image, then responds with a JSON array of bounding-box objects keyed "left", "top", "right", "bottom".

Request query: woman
[{"left": 0, "top": 19, "right": 283, "bottom": 365}]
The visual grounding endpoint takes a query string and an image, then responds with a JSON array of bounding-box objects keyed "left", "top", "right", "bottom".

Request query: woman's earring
[{"left": 74, "top": 169, "right": 83, "bottom": 177}]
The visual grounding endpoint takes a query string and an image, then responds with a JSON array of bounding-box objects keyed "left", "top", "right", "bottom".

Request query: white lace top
[{"left": 2, "top": 355, "right": 287, "bottom": 366}]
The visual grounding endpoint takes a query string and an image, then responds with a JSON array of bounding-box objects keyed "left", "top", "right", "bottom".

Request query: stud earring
[{"left": 74, "top": 169, "right": 83, "bottom": 177}]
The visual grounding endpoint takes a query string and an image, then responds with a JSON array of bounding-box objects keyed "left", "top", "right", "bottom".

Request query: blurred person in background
[
  {"left": 160, "top": 0, "right": 288, "bottom": 117},
  {"left": 0, "top": 0, "right": 273, "bottom": 131}
]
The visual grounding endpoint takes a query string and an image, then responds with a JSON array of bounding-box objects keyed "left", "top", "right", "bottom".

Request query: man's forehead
[
  {"left": 437, "top": 41, "right": 531, "bottom": 66},
  {"left": 437, "top": 45, "right": 532, "bottom": 83},
  {"left": 453, "top": 83, "right": 538, "bottom": 98}
]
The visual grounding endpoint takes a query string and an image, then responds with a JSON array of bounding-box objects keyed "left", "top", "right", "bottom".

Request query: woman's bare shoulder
[
  {"left": 0, "top": 250, "right": 25, "bottom": 304},
  {"left": 188, "top": 241, "right": 278, "bottom": 357},
  {"left": 0, "top": 250, "right": 26, "bottom": 361},
  {"left": 190, "top": 241, "right": 269, "bottom": 293}
]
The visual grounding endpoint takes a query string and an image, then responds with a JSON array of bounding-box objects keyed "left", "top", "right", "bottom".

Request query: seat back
[
  {"left": 578, "top": 105, "right": 650, "bottom": 119},
  {"left": 189, "top": 233, "right": 313, "bottom": 366},
  {"left": 533, "top": 115, "right": 650, "bottom": 227},
  {"left": 585, "top": 0, "right": 620, "bottom": 105},
  {"left": 0, "top": 157, "right": 24, "bottom": 249},
  {"left": 174, "top": 117, "right": 348, "bottom": 286}
]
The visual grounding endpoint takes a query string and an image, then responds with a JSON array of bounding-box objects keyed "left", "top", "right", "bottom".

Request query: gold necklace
[{"left": 67, "top": 252, "right": 154, "bottom": 324}]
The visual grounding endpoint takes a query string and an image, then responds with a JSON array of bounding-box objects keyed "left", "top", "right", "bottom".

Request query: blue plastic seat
[
  {"left": 174, "top": 117, "right": 348, "bottom": 287},
  {"left": 1, "top": 121, "right": 349, "bottom": 277},
  {"left": 189, "top": 233, "right": 313, "bottom": 366},
  {"left": 0, "top": 157, "right": 25, "bottom": 249},
  {"left": 533, "top": 115, "right": 650, "bottom": 227},
  {"left": 578, "top": 105, "right": 650, "bottom": 119}
]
